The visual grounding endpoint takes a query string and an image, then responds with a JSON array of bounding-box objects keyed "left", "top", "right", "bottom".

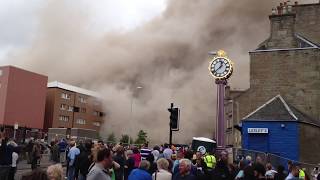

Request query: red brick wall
[
  {"left": 3, "top": 66, "right": 47, "bottom": 129},
  {"left": 0, "top": 67, "right": 10, "bottom": 124}
]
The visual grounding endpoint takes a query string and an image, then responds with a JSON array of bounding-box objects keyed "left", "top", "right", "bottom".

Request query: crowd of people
[
  {"left": 2, "top": 136, "right": 320, "bottom": 180},
  {"left": 0, "top": 136, "right": 48, "bottom": 180},
  {"left": 0, "top": 137, "right": 20, "bottom": 180},
  {"left": 20, "top": 138, "right": 320, "bottom": 180}
]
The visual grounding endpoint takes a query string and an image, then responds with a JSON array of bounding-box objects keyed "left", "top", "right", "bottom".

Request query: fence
[
  {"left": 232, "top": 148, "right": 319, "bottom": 176},
  {"left": 233, "top": 148, "right": 268, "bottom": 163}
]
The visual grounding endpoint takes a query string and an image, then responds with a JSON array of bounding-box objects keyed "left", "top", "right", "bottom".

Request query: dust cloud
[{"left": 5, "top": 0, "right": 312, "bottom": 144}]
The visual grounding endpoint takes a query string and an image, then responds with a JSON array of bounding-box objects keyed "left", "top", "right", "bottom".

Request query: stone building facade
[{"left": 227, "top": 2, "right": 320, "bottom": 162}]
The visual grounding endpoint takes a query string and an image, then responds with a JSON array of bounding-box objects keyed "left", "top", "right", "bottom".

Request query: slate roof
[
  {"left": 300, "top": 34, "right": 320, "bottom": 48},
  {"left": 242, "top": 95, "right": 320, "bottom": 128},
  {"left": 255, "top": 34, "right": 319, "bottom": 51}
]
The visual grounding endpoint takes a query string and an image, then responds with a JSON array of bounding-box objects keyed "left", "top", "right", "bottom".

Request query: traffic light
[{"left": 170, "top": 108, "right": 179, "bottom": 131}]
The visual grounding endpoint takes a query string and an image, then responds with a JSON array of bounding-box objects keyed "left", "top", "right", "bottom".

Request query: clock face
[{"left": 209, "top": 57, "right": 233, "bottom": 79}]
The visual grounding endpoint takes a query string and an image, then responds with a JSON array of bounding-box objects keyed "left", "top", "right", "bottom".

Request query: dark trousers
[
  {"left": 31, "top": 158, "right": 38, "bottom": 170},
  {"left": 27, "top": 152, "right": 32, "bottom": 164},
  {"left": 8, "top": 167, "right": 16, "bottom": 180},
  {"left": 0, "top": 166, "right": 10, "bottom": 180},
  {"left": 67, "top": 166, "right": 75, "bottom": 180}
]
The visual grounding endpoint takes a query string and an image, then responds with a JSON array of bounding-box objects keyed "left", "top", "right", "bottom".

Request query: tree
[
  {"left": 120, "top": 134, "right": 133, "bottom": 145},
  {"left": 107, "top": 132, "right": 116, "bottom": 143},
  {"left": 134, "top": 130, "right": 148, "bottom": 145}
]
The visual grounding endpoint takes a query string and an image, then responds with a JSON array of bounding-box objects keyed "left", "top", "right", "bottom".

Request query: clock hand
[
  {"left": 216, "top": 63, "right": 225, "bottom": 72},
  {"left": 215, "top": 62, "right": 223, "bottom": 71}
]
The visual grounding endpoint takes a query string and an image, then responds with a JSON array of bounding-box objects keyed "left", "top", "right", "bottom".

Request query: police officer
[{"left": 204, "top": 152, "right": 216, "bottom": 170}]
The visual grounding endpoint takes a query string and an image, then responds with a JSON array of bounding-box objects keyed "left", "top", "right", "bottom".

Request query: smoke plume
[{"left": 4, "top": 0, "right": 310, "bottom": 144}]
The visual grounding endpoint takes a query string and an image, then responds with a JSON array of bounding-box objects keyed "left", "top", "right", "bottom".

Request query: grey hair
[
  {"left": 179, "top": 158, "right": 192, "bottom": 168},
  {"left": 156, "top": 158, "right": 169, "bottom": 170},
  {"left": 139, "top": 160, "right": 150, "bottom": 170}
]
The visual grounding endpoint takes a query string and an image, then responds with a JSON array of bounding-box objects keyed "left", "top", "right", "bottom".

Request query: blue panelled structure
[
  {"left": 242, "top": 121, "right": 299, "bottom": 161},
  {"left": 241, "top": 95, "right": 320, "bottom": 163}
]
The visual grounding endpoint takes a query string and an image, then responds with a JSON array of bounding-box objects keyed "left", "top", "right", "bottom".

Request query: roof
[
  {"left": 242, "top": 95, "right": 320, "bottom": 127},
  {"left": 0, "top": 65, "right": 48, "bottom": 78},
  {"left": 48, "top": 81, "right": 101, "bottom": 98},
  {"left": 252, "top": 34, "right": 319, "bottom": 53},
  {"left": 299, "top": 33, "right": 320, "bottom": 47},
  {"left": 296, "top": 34, "right": 319, "bottom": 48},
  {"left": 294, "top": 3, "right": 320, "bottom": 46}
]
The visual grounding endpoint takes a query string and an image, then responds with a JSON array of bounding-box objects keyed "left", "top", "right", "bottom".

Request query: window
[
  {"left": 93, "top": 111, "right": 99, "bottom": 116},
  {"left": 93, "top": 122, "right": 101, "bottom": 127},
  {"left": 68, "top": 106, "right": 73, "bottom": 112},
  {"left": 76, "top": 119, "right": 86, "bottom": 125},
  {"left": 73, "top": 107, "right": 80, "bottom": 112},
  {"left": 78, "top": 96, "right": 87, "bottom": 103},
  {"left": 59, "top": 115, "right": 69, "bottom": 122},
  {"left": 81, "top": 108, "right": 86, "bottom": 113},
  {"left": 61, "top": 93, "right": 71, "bottom": 100},
  {"left": 60, "top": 104, "right": 67, "bottom": 110}
]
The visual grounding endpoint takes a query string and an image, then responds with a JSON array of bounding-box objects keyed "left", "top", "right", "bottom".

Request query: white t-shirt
[
  {"left": 12, "top": 152, "right": 19, "bottom": 167},
  {"left": 152, "top": 169, "right": 172, "bottom": 180}
]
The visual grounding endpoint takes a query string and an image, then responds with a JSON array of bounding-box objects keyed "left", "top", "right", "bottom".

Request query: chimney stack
[{"left": 268, "top": 12, "right": 297, "bottom": 48}]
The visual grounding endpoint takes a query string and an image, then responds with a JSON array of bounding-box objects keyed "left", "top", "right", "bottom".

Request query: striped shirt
[{"left": 140, "top": 148, "right": 152, "bottom": 160}]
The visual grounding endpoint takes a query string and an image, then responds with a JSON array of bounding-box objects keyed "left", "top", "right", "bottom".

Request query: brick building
[
  {"left": 45, "top": 81, "right": 104, "bottom": 140},
  {"left": 0, "top": 66, "right": 48, "bottom": 138},
  {"left": 227, "top": 2, "right": 320, "bottom": 163}
]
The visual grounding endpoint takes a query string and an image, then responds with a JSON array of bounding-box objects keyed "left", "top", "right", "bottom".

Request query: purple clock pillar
[
  {"left": 208, "top": 50, "right": 233, "bottom": 153},
  {"left": 215, "top": 79, "right": 227, "bottom": 150}
]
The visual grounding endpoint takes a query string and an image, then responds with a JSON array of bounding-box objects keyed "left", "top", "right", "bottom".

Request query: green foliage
[
  {"left": 107, "top": 132, "right": 116, "bottom": 143},
  {"left": 120, "top": 134, "right": 134, "bottom": 144},
  {"left": 134, "top": 130, "right": 148, "bottom": 145},
  {"left": 120, "top": 134, "right": 129, "bottom": 144}
]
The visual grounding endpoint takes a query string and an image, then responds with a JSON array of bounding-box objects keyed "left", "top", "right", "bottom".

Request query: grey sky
[
  {"left": 0, "top": 0, "right": 167, "bottom": 62},
  {"left": 0, "top": 0, "right": 317, "bottom": 62}
]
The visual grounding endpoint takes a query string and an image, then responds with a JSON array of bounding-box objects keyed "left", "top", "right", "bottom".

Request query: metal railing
[{"left": 232, "top": 148, "right": 319, "bottom": 176}]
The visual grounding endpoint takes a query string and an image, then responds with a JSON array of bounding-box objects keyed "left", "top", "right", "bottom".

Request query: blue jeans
[
  {"left": 67, "top": 166, "right": 75, "bottom": 180},
  {"left": 78, "top": 173, "right": 86, "bottom": 180}
]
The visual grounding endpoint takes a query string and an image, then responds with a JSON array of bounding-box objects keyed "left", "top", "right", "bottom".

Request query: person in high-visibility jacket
[
  {"left": 297, "top": 165, "right": 306, "bottom": 180},
  {"left": 204, "top": 152, "right": 216, "bottom": 169}
]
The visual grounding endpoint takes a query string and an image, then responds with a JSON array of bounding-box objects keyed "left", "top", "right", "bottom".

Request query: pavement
[
  {"left": 17, "top": 154, "right": 54, "bottom": 170},
  {"left": 15, "top": 154, "right": 66, "bottom": 180}
]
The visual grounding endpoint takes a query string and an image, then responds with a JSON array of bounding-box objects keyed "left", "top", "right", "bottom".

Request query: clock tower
[{"left": 209, "top": 50, "right": 234, "bottom": 151}]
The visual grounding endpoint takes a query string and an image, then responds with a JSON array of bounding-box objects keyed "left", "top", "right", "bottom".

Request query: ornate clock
[{"left": 209, "top": 50, "right": 233, "bottom": 80}]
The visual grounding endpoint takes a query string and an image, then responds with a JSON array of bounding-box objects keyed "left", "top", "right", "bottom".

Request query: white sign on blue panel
[{"left": 248, "top": 128, "right": 268, "bottom": 134}]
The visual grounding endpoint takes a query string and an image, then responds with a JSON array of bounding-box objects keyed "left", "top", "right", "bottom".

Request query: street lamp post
[{"left": 128, "top": 86, "right": 143, "bottom": 146}]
